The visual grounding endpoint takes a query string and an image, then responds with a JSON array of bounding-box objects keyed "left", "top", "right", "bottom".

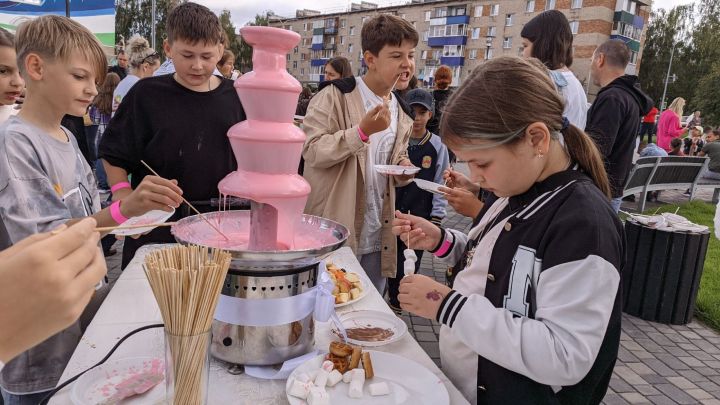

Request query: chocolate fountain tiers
[{"left": 171, "top": 26, "right": 347, "bottom": 367}]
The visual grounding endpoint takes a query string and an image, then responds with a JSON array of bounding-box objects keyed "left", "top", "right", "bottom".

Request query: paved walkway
[{"left": 97, "top": 170, "right": 720, "bottom": 405}]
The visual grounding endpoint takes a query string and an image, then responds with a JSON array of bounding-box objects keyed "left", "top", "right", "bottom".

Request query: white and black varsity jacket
[{"left": 434, "top": 169, "right": 624, "bottom": 405}]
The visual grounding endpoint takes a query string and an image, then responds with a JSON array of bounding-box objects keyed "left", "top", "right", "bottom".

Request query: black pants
[
  {"left": 638, "top": 122, "right": 655, "bottom": 144},
  {"left": 388, "top": 237, "right": 424, "bottom": 307}
]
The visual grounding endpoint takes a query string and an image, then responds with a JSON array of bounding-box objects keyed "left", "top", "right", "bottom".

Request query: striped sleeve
[{"left": 436, "top": 290, "right": 468, "bottom": 327}]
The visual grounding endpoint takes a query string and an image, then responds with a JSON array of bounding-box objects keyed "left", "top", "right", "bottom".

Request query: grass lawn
[{"left": 639, "top": 201, "right": 720, "bottom": 330}]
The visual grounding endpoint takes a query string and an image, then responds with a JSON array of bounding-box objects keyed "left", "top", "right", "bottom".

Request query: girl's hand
[
  {"left": 398, "top": 274, "right": 452, "bottom": 319},
  {"left": 439, "top": 186, "right": 484, "bottom": 219},
  {"left": 120, "top": 176, "right": 183, "bottom": 218},
  {"left": 392, "top": 211, "right": 442, "bottom": 251},
  {"left": 394, "top": 158, "right": 416, "bottom": 182},
  {"left": 443, "top": 167, "right": 480, "bottom": 193}
]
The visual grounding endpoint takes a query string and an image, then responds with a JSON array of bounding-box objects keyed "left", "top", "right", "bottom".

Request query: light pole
[
  {"left": 659, "top": 41, "right": 676, "bottom": 113},
  {"left": 151, "top": 0, "right": 156, "bottom": 50}
]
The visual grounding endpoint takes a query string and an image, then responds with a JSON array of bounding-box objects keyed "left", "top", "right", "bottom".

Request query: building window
[
  {"left": 350, "top": 26, "right": 355, "bottom": 35},
  {"left": 341, "top": 19, "right": 347, "bottom": 28},
  {"left": 301, "top": 53, "right": 307, "bottom": 61},
  {"left": 425, "top": 10, "right": 431, "bottom": 21},
  {"left": 490, "top": 4, "right": 500, "bottom": 16},
  {"left": 294, "top": 46, "right": 298, "bottom": 54},
  {"left": 293, "top": 61, "right": 297, "bottom": 69},
  {"left": 421, "top": 50, "right": 428, "bottom": 59},
  {"left": 286, "top": 54, "right": 290, "bottom": 61},
  {"left": 362, "top": 16, "right": 368, "bottom": 24},
  {"left": 340, "top": 36, "right": 345, "bottom": 45},
  {"left": 433, "top": 50, "right": 441, "bottom": 59},
  {"left": 503, "top": 36, "right": 512, "bottom": 48},
  {"left": 526, "top": 0, "right": 535, "bottom": 12},
  {"left": 630, "top": 50, "right": 638, "bottom": 64},
  {"left": 423, "top": 31, "right": 429, "bottom": 41},
  {"left": 572, "top": 0, "right": 583, "bottom": 8},
  {"left": 469, "top": 49, "right": 478, "bottom": 59},
  {"left": 570, "top": 20, "right": 579, "bottom": 34},
  {"left": 412, "top": 21, "right": 416, "bottom": 28},
  {"left": 474, "top": 5, "right": 483, "bottom": 17},
  {"left": 505, "top": 14, "right": 514, "bottom": 26},
  {"left": 488, "top": 26, "right": 497, "bottom": 37},
  {"left": 301, "top": 68, "right": 305, "bottom": 76},
  {"left": 472, "top": 27, "right": 481, "bottom": 39},
  {"left": 303, "top": 23, "right": 308, "bottom": 31},
  {"left": 546, "top": 0, "right": 556, "bottom": 10},
  {"left": 349, "top": 43, "right": 353, "bottom": 53},
  {"left": 484, "top": 48, "right": 493, "bottom": 59}
]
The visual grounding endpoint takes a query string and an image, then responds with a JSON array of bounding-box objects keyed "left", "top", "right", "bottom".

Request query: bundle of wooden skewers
[{"left": 143, "top": 245, "right": 231, "bottom": 405}]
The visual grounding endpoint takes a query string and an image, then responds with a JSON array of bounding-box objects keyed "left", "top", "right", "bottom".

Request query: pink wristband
[
  {"left": 110, "top": 200, "right": 129, "bottom": 224},
  {"left": 110, "top": 182, "right": 131, "bottom": 193},
  {"left": 357, "top": 127, "right": 369, "bottom": 142},
  {"left": 434, "top": 234, "right": 453, "bottom": 257}
]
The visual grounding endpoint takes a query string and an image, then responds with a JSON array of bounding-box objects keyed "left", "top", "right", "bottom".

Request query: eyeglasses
[{"left": 142, "top": 52, "right": 160, "bottom": 64}]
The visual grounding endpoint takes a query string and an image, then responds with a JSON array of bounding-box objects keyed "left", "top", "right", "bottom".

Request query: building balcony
[
  {"left": 324, "top": 27, "right": 338, "bottom": 35},
  {"left": 613, "top": 11, "right": 644, "bottom": 30},
  {"left": 310, "top": 74, "right": 325, "bottom": 82},
  {"left": 323, "top": 43, "right": 336, "bottom": 50},
  {"left": 311, "top": 43, "right": 323, "bottom": 50},
  {"left": 425, "top": 59, "right": 441, "bottom": 66},
  {"left": 446, "top": 15, "right": 470, "bottom": 25},
  {"left": 313, "top": 27, "right": 324, "bottom": 35},
  {"left": 440, "top": 56, "right": 464, "bottom": 66},
  {"left": 428, "top": 36, "right": 467, "bottom": 47},
  {"left": 610, "top": 35, "right": 640, "bottom": 52},
  {"left": 311, "top": 58, "right": 330, "bottom": 67}
]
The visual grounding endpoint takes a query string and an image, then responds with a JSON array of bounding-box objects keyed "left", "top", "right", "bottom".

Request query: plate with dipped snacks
[
  {"left": 286, "top": 342, "right": 449, "bottom": 405},
  {"left": 326, "top": 262, "right": 370, "bottom": 307},
  {"left": 334, "top": 310, "right": 407, "bottom": 347},
  {"left": 412, "top": 179, "right": 447, "bottom": 196},
  {"left": 374, "top": 165, "right": 421, "bottom": 176}
]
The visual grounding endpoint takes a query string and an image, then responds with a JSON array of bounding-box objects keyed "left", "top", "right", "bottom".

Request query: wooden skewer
[
  {"left": 373, "top": 74, "right": 402, "bottom": 121},
  {"left": 140, "top": 160, "right": 230, "bottom": 241},
  {"left": 95, "top": 222, "right": 177, "bottom": 232}
]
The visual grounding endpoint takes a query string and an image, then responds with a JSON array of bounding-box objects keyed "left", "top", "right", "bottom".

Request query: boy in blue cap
[{"left": 388, "top": 88, "right": 450, "bottom": 311}]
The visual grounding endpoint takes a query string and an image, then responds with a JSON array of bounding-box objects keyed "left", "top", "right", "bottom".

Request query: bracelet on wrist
[{"left": 109, "top": 200, "right": 129, "bottom": 224}]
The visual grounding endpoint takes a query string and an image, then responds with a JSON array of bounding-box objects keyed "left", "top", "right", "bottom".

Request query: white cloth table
[{"left": 50, "top": 245, "right": 469, "bottom": 404}]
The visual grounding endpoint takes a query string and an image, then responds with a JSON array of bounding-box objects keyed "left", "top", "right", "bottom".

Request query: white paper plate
[
  {"left": 670, "top": 222, "right": 709, "bottom": 233},
  {"left": 286, "top": 351, "right": 449, "bottom": 405},
  {"left": 327, "top": 269, "right": 371, "bottom": 308},
  {"left": 374, "top": 165, "right": 421, "bottom": 176},
  {"left": 660, "top": 212, "right": 688, "bottom": 224},
  {"left": 413, "top": 178, "right": 446, "bottom": 195},
  {"left": 71, "top": 357, "right": 165, "bottom": 405},
  {"left": 111, "top": 208, "right": 175, "bottom": 236},
  {"left": 336, "top": 310, "right": 408, "bottom": 347}
]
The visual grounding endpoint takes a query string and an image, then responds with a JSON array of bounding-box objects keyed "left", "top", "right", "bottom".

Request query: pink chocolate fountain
[{"left": 171, "top": 26, "right": 347, "bottom": 367}]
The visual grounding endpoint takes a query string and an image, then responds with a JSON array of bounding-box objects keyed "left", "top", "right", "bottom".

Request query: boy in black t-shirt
[
  {"left": 100, "top": 2, "right": 246, "bottom": 267},
  {"left": 388, "top": 89, "right": 449, "bottom": 311}
]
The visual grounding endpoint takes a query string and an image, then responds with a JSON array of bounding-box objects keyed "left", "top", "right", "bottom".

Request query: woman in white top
[
  {"left": 521, "top": 10, "right": 588, "bottom": 130},
  {"left": 0, "top": 28, "right": 23, "bottom": 124},
  {"left": 112, "top": 35, "right": 161, "bottom": 115}
]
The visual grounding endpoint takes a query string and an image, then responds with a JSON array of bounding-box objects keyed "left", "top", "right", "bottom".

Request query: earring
[{"left": 536, "top": 149, "right": 544, "bottom": 158}]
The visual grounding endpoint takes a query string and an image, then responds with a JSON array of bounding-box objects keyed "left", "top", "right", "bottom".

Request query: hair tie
[{"left": 561, "top": 117, "right": 570, "bottom": 131}]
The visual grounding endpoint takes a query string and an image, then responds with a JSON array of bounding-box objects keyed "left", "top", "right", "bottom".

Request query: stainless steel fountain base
[{"left": 172, "top": 211, "right": 348, "bottom": 366}]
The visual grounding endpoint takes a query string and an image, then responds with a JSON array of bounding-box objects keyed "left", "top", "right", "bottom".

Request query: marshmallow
[
  {"left": 404, "top": 249, "right": 417, "bottom": 261},
  {"left": 307, "top": 386, "right": 330, "bottom": 405},
  {"left": 327, "top": 369, "right": 343, "bottom": 387},
  {"left": 342, "top": 371, "right": 353, "bottom": 383},
  {"left": 314, "top": 368, "right": 329, "bottom": 387},
  {"left": 295, "top": 372, "right": 311, "bottom": 383},
  {"left": 287, "top": 379, "right": 312, "bottom": 399},
  {"left": 403, "top": 260, "right": 416, "bottom": 276},
  {"left": 348, "top": 369, "right": 366, "bottom": 398},
  {"left": 369, "top": 382, "right": 391, "bottom": 396},
  {"left": 321, "top": 360, "right": 334, "bottom": 373}
]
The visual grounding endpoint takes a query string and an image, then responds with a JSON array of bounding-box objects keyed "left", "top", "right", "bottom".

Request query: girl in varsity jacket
[{"left": 392, "top": 56, "right": 624, "bottom": 405}]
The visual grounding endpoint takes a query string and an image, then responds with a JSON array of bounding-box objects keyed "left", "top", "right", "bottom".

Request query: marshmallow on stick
[{"left": 403, "top": 210, "right": 416, "bottom": 277}]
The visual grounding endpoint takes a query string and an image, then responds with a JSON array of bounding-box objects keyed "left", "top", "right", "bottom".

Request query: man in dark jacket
[
  {"left": 586, "top": 39, "right": 653, "bottom": 213},
  {"left": 108, "top": 50, "right": 128, "bottom": 80}
]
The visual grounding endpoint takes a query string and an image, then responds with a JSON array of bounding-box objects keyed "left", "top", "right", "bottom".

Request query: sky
[{"left": 198, "top": 0, "right": 697, "bottom": 30}]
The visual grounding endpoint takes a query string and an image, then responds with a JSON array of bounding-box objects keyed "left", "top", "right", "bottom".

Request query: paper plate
[
  {"left": 413, "top": 179, "right": 446, "bottom": 195},
  {"left": 71, "top": 357, "right": 165, "bottom": 405},
  {"left": 286, "top": 351, "right": 449, "bottom": 405},
  {"left": 112, "top": 208, "right": 175, "bottom": 236},
  {"left": 336, "top": 310, "right": 408, "bottom": 347},
  {"left": 669, "top": 222, "right": 709, "bottom": 233},
  {"left": 374, "top": 165, "right": 421, "bottom": 176}
]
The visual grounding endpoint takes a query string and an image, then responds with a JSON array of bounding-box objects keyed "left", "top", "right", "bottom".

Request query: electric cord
[{"left": 38, "top": 323, "right": 164, "bottom": 405}]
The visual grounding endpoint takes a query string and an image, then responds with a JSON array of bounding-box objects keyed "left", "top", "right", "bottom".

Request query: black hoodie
[{"left": 586, "top": 75, "right": 653, "bottom": 198}]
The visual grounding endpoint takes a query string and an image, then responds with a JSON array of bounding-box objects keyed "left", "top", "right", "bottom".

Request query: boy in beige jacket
[{"left": 302, "top": 14, "right": 418, "bottom": 293}]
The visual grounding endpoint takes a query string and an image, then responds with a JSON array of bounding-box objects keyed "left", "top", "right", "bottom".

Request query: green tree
[
  {"left": 114, "top": 0, "right": 187, "bottom": 57},
  {"left": 219, "top": 10, "right": 242, "bottom": 68},
  {"left": 694, "top": 64, "right": 720, "bottom": 124},
  {"left": 237, "top": 11, "right": 272, "bottom": 72}
]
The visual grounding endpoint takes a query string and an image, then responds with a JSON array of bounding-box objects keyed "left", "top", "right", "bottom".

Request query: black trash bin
[{"left": 623, "top": 218, "right": 710, "bottom": 325}]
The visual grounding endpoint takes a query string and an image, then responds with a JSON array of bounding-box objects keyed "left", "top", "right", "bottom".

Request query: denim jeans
[{"left": 610, "top": 197, "right": 622, "bottom": 213}]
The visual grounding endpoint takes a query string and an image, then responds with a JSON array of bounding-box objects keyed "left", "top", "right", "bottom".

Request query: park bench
[{"left": 622, "top": 156, "right": 720, "bottom": 212}]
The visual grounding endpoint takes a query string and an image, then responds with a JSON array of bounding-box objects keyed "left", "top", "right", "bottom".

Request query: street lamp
[{"left": 659, "top": 41, "right": 676, "bottom": 113}]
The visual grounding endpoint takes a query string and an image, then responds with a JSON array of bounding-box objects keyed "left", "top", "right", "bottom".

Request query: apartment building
[{"left": 269, "top": 0, "right": 650, "bottom": 97}]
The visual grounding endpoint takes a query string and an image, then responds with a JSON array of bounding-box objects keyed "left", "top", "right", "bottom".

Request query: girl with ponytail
[{"left": 392, "top": 56, "right": 623, "bottom": 405}]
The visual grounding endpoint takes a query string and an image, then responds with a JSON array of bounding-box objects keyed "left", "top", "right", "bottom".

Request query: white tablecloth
[{"left": 50, "top": 245, "right": 469, "bottom": 404}]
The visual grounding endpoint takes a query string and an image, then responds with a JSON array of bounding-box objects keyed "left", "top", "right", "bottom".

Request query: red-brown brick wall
[
  {"left": 557, "top": 0, "right": 571, "bottom": 9},
  {"left": 580, "top": 19, "right": 613, "bottom": 35},
  {"left": 583, "top": 0, "right": 616, "bottom": 9}
]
